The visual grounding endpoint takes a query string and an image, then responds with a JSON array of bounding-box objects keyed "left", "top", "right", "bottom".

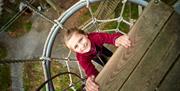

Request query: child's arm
[
  {"left": 115, "top": 34, "right": 131, "bottom": 48},
  {"left": 76, "top": 54, "right": 99, "bottom": 90}
]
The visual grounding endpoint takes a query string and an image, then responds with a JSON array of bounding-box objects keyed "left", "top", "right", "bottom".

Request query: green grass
[
  {"left": 0, "top": 10, "right": 16, "bottom": 27},
  {"left": 0, "top": 46, "right": 7, "bottom": 58},
  {"left": 79, "top": 3, "right": 99, "bottom": 24},
  {"left": 0, "top": 64, "right": 11, "bottom": 91},
  {"left": 23, "top": 60, "right": 83, "bottom": 91},
  {"left": 0, "top": 2, "right": 140, "bottom": 91},
  {"left": 79, "top": 2, "right": 139, "bottom": 34},
  {"left": 0, "top": 6, "right": 32, "bottom": 34},
  {"left": 4, "top": 15, "right": 32, "bottom": 38},
  {"left": 0, "top": 0, "right": 22, "bottom": 32},
  {"left": 23, "top": 62, "right": 44, "bottom": 91},
  {"left": 24, "top": 22, "right": 32, "bottom": 32},
  {"left": 6, "top": 16, "right": 32, "bottom": 32},
  {"left": 0, "top": 46, "right": 10, "bottom": 91},
  {"left": 102, "top": 3, "right": 139, "bottom": 33}
]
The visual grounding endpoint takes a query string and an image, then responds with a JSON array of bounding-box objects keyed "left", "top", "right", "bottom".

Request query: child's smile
[{"left": 66, "top": 32, "right": 91, "bottom": 53}]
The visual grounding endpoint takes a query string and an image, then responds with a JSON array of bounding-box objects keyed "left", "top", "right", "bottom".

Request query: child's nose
[
  {"left": 79, "top": 43, "right": 83, "bottom": 48},
  {"left": 79, "top": 44, "right": 84, "bottom": 50}
]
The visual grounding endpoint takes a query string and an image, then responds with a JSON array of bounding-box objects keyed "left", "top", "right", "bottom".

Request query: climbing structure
[
  {"left": 40, "top": 0, "right": 148, "bottom": 91},
  {"left": 1, "top": 0, "right": 179, "bottom": 91}
]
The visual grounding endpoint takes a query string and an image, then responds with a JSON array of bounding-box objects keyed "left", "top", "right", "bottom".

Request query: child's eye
[
  {"left": 79, "top": 37, "right": 83, "bottom": 43},
  {"left": 74, "top": 45, "right": 78, "bottom": 49}
]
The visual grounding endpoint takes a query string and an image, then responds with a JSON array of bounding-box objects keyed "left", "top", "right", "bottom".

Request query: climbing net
[{"left": 38, "top": 0, "right": 148, "bottom": 91}]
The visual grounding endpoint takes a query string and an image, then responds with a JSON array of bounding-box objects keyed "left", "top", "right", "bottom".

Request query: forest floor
[{"left": 0, "top": 0, "right": 88, "bottom": 90}]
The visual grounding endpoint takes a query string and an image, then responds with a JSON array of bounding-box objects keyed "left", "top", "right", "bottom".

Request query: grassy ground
[
  {"left": 79, "top": 2, "right": 139, "bottom": 34},
  {"left": 0, "top": 0, "right": 32, "bottom": 37},
  {"left": 6, "top": 15, "right": 32, "bottom": 38},
  {"left": 23, "top": 60, "right": 83, "bottom": 91},
  {"left": 103, "top": 3, "right": 139, "bottom": 33},
  {"left": 0, "top": 46, "right": 11, "bottom": 91},
  {"left": 0, "top": 1, "right": 139, "bottom": 91},
  {"left": 0, "top": 64, "right": 11, "bottom": 91},
  {"left": 0, "top": 3, "right": 32, "bottom": 91},
  {"left": 79, "top": 3, "right": 100, "bottom": 24}
]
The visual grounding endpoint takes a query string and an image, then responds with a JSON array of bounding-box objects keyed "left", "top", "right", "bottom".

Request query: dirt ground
[{"left": 0, "top": 0, "right": 88, "bottom": 91}]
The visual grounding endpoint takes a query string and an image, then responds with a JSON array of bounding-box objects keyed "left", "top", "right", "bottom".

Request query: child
[{"left": 64, "top": 27, "right": 131, "bottom": 91}]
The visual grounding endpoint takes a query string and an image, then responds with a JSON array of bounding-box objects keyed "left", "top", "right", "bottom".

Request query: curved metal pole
[
  {"left": 42, "top": 0, "right": 101, "bottom": 91},
  {"left": 128, "top": 0, "right": 148, "bottom": 7},
  {"left": 42, "top": 0, "right": 101, "bottom": 57}
]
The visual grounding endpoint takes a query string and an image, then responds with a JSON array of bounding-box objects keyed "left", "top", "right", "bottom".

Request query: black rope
[
  {"left": 36, "top": 72, "right": 86, "bottom": 91},
  {"left": 0, "top": 58, "right": 43, "bottom": 64},
  {"left": 0, "top": 57, "right": 77, "bottom": 64}
]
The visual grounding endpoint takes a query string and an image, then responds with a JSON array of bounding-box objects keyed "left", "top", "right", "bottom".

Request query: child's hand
[
  {"left": 85, "top": 75, "right": 99, "bottom": 91},
  {"left": 115, "top": 34, "right": 131, "bottom": 48}
]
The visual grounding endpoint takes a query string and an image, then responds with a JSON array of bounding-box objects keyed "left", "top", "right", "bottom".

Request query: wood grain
[
  {"left": 119, "top": 12, "right": 180, "bottom": 91},
  {"left": 95, "top": 1, "right": 174, "bottom": 91}
]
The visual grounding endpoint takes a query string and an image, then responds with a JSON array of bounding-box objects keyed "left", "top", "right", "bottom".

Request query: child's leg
[
  {"left": 93, "top": 46, "right": 113, "bottom": 66},
  {"left": 92, "top": 55, "right": 107, "bottom": 66},
  {"left": 102, "top": 46, "right": 113, "bottom": 57}
]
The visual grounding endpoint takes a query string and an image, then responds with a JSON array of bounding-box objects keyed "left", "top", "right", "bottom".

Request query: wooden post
[
  {"left": 161, "top": 0, "right": 177, "bottom": 6},
  {"left": 95, "top": 0, "right": 177, "bottom": 91},
  {"left": 119, "top": 11, "right": 180, "bottom": 91}
]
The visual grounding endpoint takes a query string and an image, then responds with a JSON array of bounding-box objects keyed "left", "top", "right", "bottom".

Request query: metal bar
[{"left": 128, "top": 0, "right": 148, "bottom": 7}]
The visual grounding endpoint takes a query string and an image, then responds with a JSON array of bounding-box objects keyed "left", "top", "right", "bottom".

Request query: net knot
[
  {"left": 40, "top": 56, "right": 51, "bottom": 61},
  {"left": 54, "top": 19, "right": 63, "bottom": 29}
]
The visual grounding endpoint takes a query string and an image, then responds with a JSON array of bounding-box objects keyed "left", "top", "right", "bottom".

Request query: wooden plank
[
  {"left": 95, "top": 1, "right": 173, "bottom": 91},
  {"left": 119, "top": 12, "right": 180, "bottom": 91},
  {"left": 158, "top": 56, "right": 180, "bottom": 91},
  {"left": 161, "top": 0, "right": 177, "bottom": 6}
]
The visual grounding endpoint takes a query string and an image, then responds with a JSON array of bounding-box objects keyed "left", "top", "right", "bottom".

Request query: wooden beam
[
  {"left": 161, "top": 0, "right": 177, "bottom": 6},
  {"left": 158, "top": 55, "right": 180, "bottom": 91},
  {"left": 119, "top": 12, "right": 180, "bottom": 91},
  {"left": 95, "top": 0, "right": 174, "bottom": 91}
]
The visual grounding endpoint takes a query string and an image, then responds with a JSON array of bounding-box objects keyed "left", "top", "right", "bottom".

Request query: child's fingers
[
  {"left": 120, "top": 41, "right": 130, "bottom": 48},
  {"left": 116, "top": 37, "right": 131, "bottom": 48},
  {"left": 115, "top": 34, "right": 132, "bottom": 48},
  {"left": 86, "top": 76, "right": 99, "bottom": 91},
  {"left": 86, "top": 81, "right": 99, "bottom": 91},
  {"left": 121, "top": 35, "right": 131, "bottom": 47},
  {"left": 121, "top": 38, "right": 131, "bottom": 46}
]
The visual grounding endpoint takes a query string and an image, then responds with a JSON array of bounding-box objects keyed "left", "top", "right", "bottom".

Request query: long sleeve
[
  {"left": 75, "top": 32, "right": 123, "bottom": 78},
  {"left": 89, "top": 32, "right": 122, "bottom": 46},
  {"left": 76, "top": 54, "right": 99, "bottom": 77}
]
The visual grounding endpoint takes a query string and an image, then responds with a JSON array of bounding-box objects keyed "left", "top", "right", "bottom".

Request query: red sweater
[{"left": 76, "top": 32, "right": 122, "bottom": 77}]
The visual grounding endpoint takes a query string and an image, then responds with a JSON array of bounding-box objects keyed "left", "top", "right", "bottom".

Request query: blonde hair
[{"left": 64, "top": 27, "right": 86, "bottom": 47}]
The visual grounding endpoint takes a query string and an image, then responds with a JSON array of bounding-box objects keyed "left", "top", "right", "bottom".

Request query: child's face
[{"left": 66, "top": 32, "right": 91, "bottom": 53}]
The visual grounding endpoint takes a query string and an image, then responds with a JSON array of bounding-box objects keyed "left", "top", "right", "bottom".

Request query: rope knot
[
  {"left": 40, "top": 56, "right": 51, "bottom": 61},
  {"left": 122, "top": 0, "right": 127, "bottom": 4},
  {"left": 117, "top": 17, "right": 123, "bottom": 23},
  {"left": 54, "top": 19, "right": 63, "bottom": 29}
]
